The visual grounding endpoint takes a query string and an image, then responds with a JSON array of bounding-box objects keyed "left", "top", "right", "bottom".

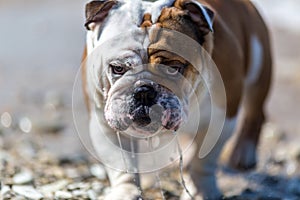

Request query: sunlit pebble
[
  {"left": 54, "top": 191, "right": 72, "bottom": 199},
  {"left": 1, "top": 185, "right": 10, "bottom": 196},
  {"left": 87, "top": 190, "right": 97, "bottom": 200},
  {"left": 90, "top": 164, "right": 106, "bottom": 180},
  {"left": 19, "top": 117, "right": 32, "bottom": 133},
  {"left": 1, "top": 112, "right": 12, "bottom": 128}
]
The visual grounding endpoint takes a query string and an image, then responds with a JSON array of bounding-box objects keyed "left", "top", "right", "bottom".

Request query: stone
[
  {"left": 67, "top": 182, "right": 90, "bottom": 191},
  {"left": 1, "top": 112, "right": 12, "bottom": 128},
  {"left": 18, "top": 117, "right": 32, "bottom": 133},
  {"left": 91, "top": 181, "right": 105, "bottom": 194},
  {"left": 13, "top": 170, "right": 33, "bottom": 184},
  {"left": 72, "top": 190, "right": 88, "bottom": 198},
  {"left": 54, "top": 191, "right": 73, "bottom": 199},
  {"left": 87, "top": 189, "right": 98, "bottom": 200},
  {"left": 90, "top": 164, "right": 106, "bottom": 180},
  {"left": 39, "top": 180, "right": 69, "bottom": 194},
  {"left": 13, "top": 185, "right": 43, "bottom": 200},
  {"left": 1, "top": 185, "right": 11, "bottom": 196}
]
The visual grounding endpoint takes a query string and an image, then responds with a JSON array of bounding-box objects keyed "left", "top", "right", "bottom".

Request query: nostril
[{"left": 133, "top": 85, "right": 157, "bottom": 106}]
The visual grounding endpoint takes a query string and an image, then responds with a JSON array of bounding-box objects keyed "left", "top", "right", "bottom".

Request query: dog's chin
[{"left": 106, "top": 110, "right": 183, "bottom": 138}]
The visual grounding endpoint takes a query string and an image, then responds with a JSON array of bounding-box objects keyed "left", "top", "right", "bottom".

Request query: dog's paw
[
  {"left": 229, "top": 139, "right": 257, "bottom": 171},
  {"left": 104, "top": 184, "right": 142, "bottom": 200}
]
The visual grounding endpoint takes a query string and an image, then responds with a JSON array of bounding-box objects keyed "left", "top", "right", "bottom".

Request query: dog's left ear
[
  {"left": 85, "top": 0, "right": 117, "bottom": 31},
  {"left": 176, "top": 0, "right": 214, "bottom": 33}
]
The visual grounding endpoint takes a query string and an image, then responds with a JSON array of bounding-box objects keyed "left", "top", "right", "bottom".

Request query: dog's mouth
[
  {"left": 104, "top": 84, "right": 185, "bottom": 137},
  {"left": 125, "top": 104, "right": 182, "bottom": 137},
  {"left": 127, "top": 100, "right": 183, "bottom": 136},
  {"left": 105, "top": 100, "right": 183, "bottom": 135}
]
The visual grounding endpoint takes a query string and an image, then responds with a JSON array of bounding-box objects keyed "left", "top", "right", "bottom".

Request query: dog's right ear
[{"left": 85, "top": 0, "right": 117, "bottom": 31}]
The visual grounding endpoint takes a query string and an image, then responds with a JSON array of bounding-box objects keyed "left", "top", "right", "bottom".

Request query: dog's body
[{"left": 82, "top": 0, "right": 272, "bottom": 199}]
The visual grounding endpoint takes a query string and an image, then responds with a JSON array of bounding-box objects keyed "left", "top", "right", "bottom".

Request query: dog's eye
[
  {"left": 111, "top": 64, "right": 126, "bottom": 75},
  {"left": 166, "top": 65, "right": 184, "bottom": 75}
]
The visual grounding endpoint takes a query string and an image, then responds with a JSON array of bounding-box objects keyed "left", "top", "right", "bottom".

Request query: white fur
[
  {"left": 192, "top": 0, "right": 214, "bottom": 31},
  {"left": 148, "top": 0, "right": 175, "bottom": 23},
  {"left": 246, "top": 35, "right": 263, "bottom": 85}
]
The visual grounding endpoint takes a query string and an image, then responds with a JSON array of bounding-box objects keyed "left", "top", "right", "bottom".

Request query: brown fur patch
[{"left": 140, "top": 13, "right": 153, "bottom": 28}]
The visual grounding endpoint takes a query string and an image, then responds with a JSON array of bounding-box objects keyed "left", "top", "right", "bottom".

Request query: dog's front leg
[
  {"left": 105, "top": 135, "right": 141, "bottom": 200},
  {"left": 89, "top": 115, "right": 142, "bottom": 200},
  {"left": 181, "top": 116, "right": 237, "bottom": 200},
  {"left": 104, "top": 168, "right": 141, "bottom": 200}
]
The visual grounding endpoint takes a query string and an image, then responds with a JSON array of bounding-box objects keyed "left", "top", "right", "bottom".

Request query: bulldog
[{"left": 81, "top": 0, "right": 272, "bottom": 199}]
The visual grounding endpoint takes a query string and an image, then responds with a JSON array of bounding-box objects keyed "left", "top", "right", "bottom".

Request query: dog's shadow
[{"left": 220, "top": 166, "right": 300, "bottom": 200}]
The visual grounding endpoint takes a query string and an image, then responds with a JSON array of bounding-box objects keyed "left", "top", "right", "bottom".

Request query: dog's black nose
[{"left": 133, "top": 85, "right": 157, "bottom": 106}]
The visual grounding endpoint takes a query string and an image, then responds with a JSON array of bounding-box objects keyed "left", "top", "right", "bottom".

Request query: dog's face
[{"left": 84, "top": 0, "right": 214, "bottom": 137}]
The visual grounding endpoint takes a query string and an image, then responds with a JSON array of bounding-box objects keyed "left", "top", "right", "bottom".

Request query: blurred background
[{"left": 0, "top": 0, "right": 300, "bottom": 199}]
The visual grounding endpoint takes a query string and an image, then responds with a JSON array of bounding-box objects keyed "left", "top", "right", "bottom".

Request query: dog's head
[{"left": 84, "top": 0, "right": 214, "bottom": 137}]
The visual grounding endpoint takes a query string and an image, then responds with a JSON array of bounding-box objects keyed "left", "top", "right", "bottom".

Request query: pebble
[
  {"left": 90, "top": 164, "right": 106, "bottom": 180},
  {"left": 1, "top": 112, "right": 12, "bottom": 128},
  {"left": 91, "top": 181, "right": 105, "bottom": 194},
  {"left": 1, "top": 185, "right": 11, "bottom": 196},
  {"left": 55, "top": 190, "right": 73, "bottom": 199},
  {"left": 72, "top": 189, "right": 88, "bottom": 198},
  {"left": 13, "top": 170, "right": 33, "bottom": 184},
  {"left": 87, "top": 189, "right": 98, "bottom": 200},
  {"left": 18, "top": 117, "right": 32, "bottom": 133},
  {"left": 67, "top": 182, "right": 90, "bottom": 191},
  {"left": 39, "top": 180, "right": 69, "bottom": 194},
  {"left": 13, "top": 185, "right": 43, "bottom": 200}
]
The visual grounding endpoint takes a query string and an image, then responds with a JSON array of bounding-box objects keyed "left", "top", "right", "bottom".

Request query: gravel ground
[
  {"left": 1, "top": 119, "right": 300, "bottom": 199},
  {"left": 1, "top": 0, "right": 300, "bottom": 199}
]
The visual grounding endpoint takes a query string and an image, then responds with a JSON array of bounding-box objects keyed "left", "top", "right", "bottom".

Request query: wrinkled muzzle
[{"left": 104, "top": 81, "right": 185, "bottom": 137}]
